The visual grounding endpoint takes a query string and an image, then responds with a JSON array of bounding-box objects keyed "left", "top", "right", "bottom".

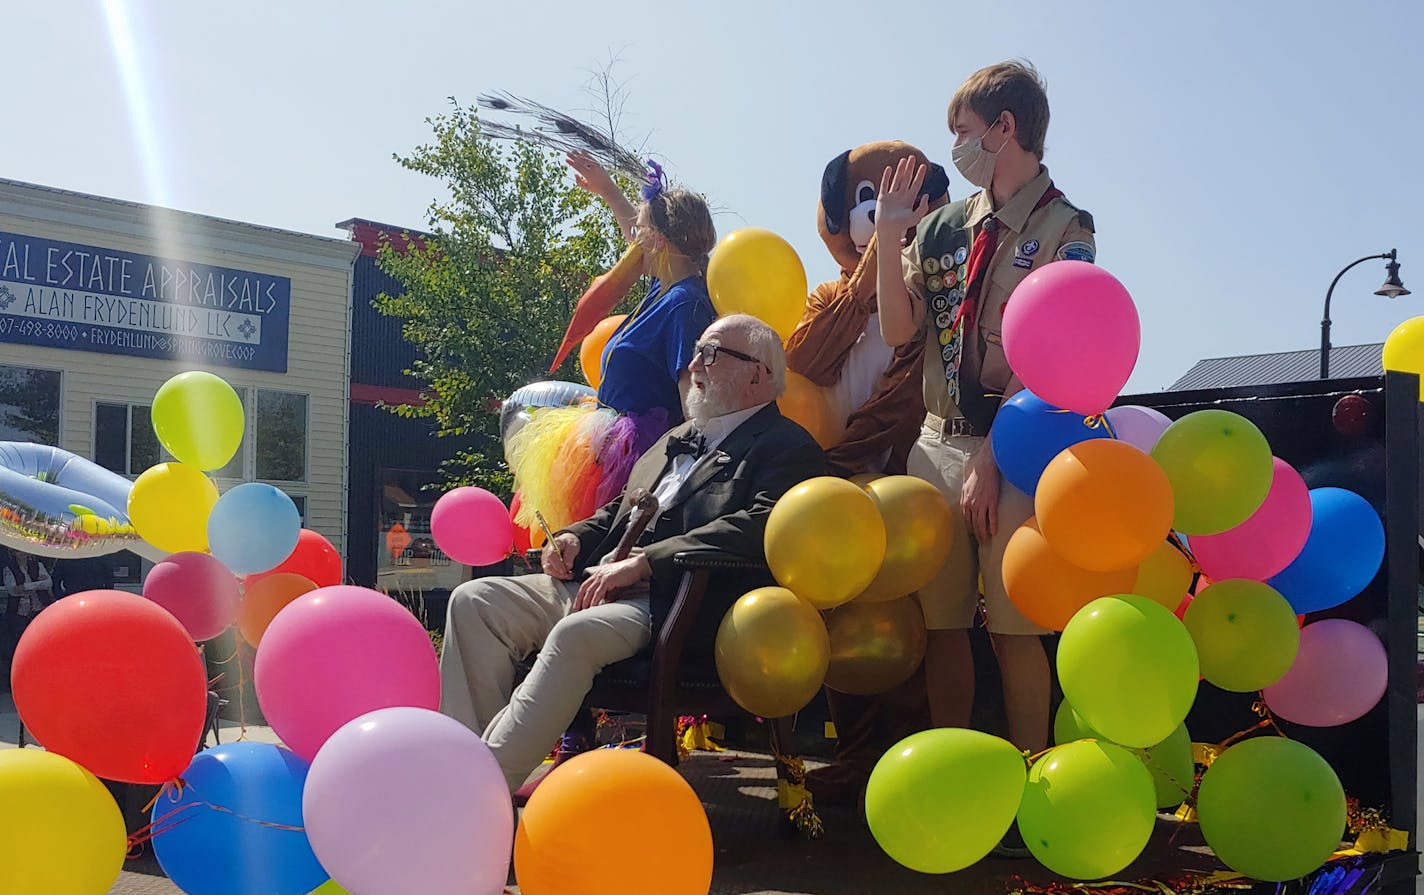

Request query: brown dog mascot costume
[{"left": 785, "top": 142, "right": 948, "bottom": 803}]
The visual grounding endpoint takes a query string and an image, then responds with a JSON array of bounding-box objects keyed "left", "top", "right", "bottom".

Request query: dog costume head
[{"left": 818, "top": 141, "right": 950, "bottom": 274}]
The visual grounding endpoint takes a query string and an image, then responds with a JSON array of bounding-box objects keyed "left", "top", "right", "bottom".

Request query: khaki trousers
[{"left": 438, "top": 573, "right": 651, "bottom": 791}]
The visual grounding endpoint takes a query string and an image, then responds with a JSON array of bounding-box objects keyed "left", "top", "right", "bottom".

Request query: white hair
[{"left": 719, "top": 313, "right": 787, "bottom": 396}]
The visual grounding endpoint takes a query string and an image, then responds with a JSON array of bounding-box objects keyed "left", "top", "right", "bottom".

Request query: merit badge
[
  {"left": 1020, "top": 239, "right": 1040, "bottom": 256},
  {"left": 1057, "top": 241, "right": 1096, "bottom": 263},
  {"left": 923, "top": 257, "right": 941, "bottom": 275},
  {"left": 935, "top": 310, "right": 953, "bottom": 329},
  {"left": 945, "top": 270, "right": 958, "bottom": 287},
  {"left": 928, "top": 274, "right": 944, "bottom": 292},
  {"left": 932, "top": 294, "right": 950, "bottom": 312},
  {"left": 954, "top": 246, "right": 968, "bottom": 265},
  {"left": 940, "top": 253, "right": 955, "bottom": 270}
]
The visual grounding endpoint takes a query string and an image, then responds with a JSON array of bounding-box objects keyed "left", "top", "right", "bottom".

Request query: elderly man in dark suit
[{"left": 440, "top": 313, "right": 827, "bottom": 791}]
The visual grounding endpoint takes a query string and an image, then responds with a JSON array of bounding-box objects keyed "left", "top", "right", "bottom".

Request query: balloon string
[
  {"left": 127, "top": 779, "right": 308, "bottom": 857},
  {"left": 1166, "top": 531, "right": 1203, "bottom": 577}
]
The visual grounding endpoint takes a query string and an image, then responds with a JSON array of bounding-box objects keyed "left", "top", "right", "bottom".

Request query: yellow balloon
[
  {"left": 765, "top": 476, "right": 886, "bottom": 609},
  {"left": 777, "top": 371, "right": 844, "bottom": 449},
  {"left": 824, "top": 595, "right": 927, "bottom": 695},
  {"left": 151, "top": 371, "right": 245, "bottom": 470},
  {"left": 1383, "top": 316, "right": 1424, "bottom": 399},
  {"left": 128, "top": 462, "right": 219, "bottom": 553},
  {"left": 849, "top": 472, "right": 885, "bottom": 489},
  {"left": 0, "top": 749, "right": 126, "bottom": 895},
  {"left": 715, "top": 587, "right": 830, "bottom": 718},
  {"left": 856, "top": 476, "right": 954, "bottom": 603},
  {"left": 1132, "top": 541, "right": 1194, "bottom": 611},
  {"left": 706, "top": 228, "right": 808, "bottom": 341}
]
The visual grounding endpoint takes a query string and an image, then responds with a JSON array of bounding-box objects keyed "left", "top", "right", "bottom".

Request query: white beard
[{"left": 684, "top": 377, "right": 740, "bottom": 425}]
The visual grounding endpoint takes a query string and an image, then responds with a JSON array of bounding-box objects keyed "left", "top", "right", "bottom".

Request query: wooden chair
[{"left": 522, "top": 548, "right": 823, "bottom": 837}]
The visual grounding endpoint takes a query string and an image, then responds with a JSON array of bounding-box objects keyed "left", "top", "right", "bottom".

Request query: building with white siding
[{"left": 0, "top": 179, "right": 359, "bottom": 584}]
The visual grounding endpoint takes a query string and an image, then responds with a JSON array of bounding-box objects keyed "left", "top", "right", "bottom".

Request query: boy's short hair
[{"left": 948, "top": 61, "right": 1050, "bottom": 158}]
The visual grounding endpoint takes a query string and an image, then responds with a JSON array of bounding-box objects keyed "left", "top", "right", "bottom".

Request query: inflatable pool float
[{"left": 0, "top": 442, "right": 162, "bottom": 560}]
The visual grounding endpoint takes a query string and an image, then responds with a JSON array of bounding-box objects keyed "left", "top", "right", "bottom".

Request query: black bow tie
[{"left": 666, "top": 430, "right": 707, "bottom": 459}]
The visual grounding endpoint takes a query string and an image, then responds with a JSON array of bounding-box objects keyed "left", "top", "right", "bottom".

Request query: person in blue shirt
[{"left": 508, "top": 153, "right": 718, "bottom": 533}]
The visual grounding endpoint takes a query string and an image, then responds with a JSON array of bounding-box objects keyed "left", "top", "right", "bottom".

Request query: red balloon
[
  {"left": 12, "top": 590, "right": 207, "bottom": 784},
  {"left": 258, "top": 529, "right": 343, "bottom": 588},
  {"left": 1331, "top": 394, "right": 1375, "bottom": 437}
]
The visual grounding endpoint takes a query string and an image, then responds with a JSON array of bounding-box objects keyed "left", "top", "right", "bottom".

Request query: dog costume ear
[
  {"left": 820, "top": 149, "right": 851, "bottom": 235},
  {"left": 920, "top": 162, "right": 950, "bottom": 203}
]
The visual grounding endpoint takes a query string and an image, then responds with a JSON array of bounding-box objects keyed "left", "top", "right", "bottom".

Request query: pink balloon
[
  {"left": 305, "top": 707, "right": 512, "bottom": 895},
  {"left": 1192, "top": 459, "right": 1312, "bottom": 581},
  {"left": 255, "top": 586, "right": 440, "bottom": 760},
  {"left": 1104, "top": 405, "right": 1172, "bottom": 453},
  {"left": 1262, "top": 620, "right": 1386, "bottom": 727},
  {"left": 431, "top": 487, "right": 515, "bottom": 566},
  {"left": 1003, "top": 262, "right": 1140, "bottom": 415},
  {"left": 142, "top": 551, "right": 240, "bottom": 641}
]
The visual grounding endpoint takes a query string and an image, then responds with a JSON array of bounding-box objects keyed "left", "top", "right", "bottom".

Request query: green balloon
[
  {"left": 1052, "top": 701, "right": 1097, "bottom": 745},
  {"left": 1141, "top": 722, "right": 1194, "bottom": 810},
  {"left": 1054, "top": 701, "right": 1193, "bottom": 810},
  {"left": 1151, "top": 410, "right": 1273, "bottom": 535},
  {"left": 866, "top": 728, "right": 1027, "bottom": 873},
  {"left": 1184, "top": 580, "right": 1300, "bottom": 692},
  {"left": 1058, "top": 595, "right": 1199, "bottom": 748},
  {"left": 151, "top": 371, "right": 245, "bottom": 471},
  {"left": 1197, "top": 737, "right": 1346, "bottom": 881},
  {"left": 309, "top": 881, "right": 350, "bottom": 895},
  {"left": 1018, "top": 741, "right": 1157, "bottom": 880}
]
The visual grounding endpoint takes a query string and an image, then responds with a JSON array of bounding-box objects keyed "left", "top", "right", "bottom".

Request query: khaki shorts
[{"left": 907, "top": 424, "right": 1047, "bottom": 636}]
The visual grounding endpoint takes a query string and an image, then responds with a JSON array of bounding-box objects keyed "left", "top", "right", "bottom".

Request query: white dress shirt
[{"left": 649, "top": 402, "right": 770, "bottom": 510}]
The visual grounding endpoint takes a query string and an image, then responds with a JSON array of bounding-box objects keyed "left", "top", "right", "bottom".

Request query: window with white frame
[
  {"left": 255, "top": 390, "right": 308, "bottom": 482},
  {"left": 94, "top": 403, "right": 160, "bottom": 476},
  {"left": 0, "top": 364, "right": 61, "bottom": 445}
]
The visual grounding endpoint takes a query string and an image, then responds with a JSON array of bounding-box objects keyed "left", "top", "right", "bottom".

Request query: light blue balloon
[
  {"left": 1267, "top": 487, "right": 1384, "bottom": 614},
  {"left": 207, "top": 483, "right": 301, "bottom": 575},
  {"left": 153, "top": 742, "right": 328, "bottom": 895}
]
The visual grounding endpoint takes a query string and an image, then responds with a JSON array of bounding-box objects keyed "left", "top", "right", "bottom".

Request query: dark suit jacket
[{"left": 564, "top": 403, "right": 827, "bottom": 653}]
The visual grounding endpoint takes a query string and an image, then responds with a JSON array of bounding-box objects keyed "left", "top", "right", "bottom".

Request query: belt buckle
[{"left": 941, "top": 416, "right": 975, "bottom": 438}]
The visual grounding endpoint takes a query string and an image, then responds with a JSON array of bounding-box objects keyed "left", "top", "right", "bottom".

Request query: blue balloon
[
  {"left": 1268, "top": 488, "right": 1384, "bottom": 614},
  {"left": 207, "top": 483, "right": 301, "bottom": 575},
  {"left": 991, "top": 389, "right": 1109, "bottom": 495},
  {"left": 152, "top": 742, "right": 329, "bottom": 895}
]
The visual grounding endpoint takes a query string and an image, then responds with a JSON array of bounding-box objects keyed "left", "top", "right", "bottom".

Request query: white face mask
[{"left": 952, "top": 119, "right": 1007, "bottom": 189}]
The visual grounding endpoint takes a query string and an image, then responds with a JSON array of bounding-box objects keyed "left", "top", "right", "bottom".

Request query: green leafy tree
[{"left": 376, "top": 98, "right": 635, "bottom": 496}]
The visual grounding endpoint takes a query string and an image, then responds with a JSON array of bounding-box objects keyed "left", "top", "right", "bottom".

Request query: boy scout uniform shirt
[{"left": 900, "top": 166, "right": 1096, "bottom": 422}]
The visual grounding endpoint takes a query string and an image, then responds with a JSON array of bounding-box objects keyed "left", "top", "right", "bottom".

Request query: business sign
[{"left": 0, "top": 231, "right": 290, "bottom": 372}]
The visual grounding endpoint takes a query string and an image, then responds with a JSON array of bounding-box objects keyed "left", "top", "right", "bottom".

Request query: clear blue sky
[{"left": 9, "top": 0, "right": 1422, "bottom": 391}]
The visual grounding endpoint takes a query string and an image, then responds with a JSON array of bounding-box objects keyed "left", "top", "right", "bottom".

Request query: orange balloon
[
  {"left": 578, "top": 315, "right": 627, "bottom": 390},
  {"left": 1133, "top": 541, "right": 1194, "bottom": 611},
  {"left": 515, "top": 749, "right": 713, "bottom": 895},
  {"left": 1035, "top": 440, "right": 1174, "bottom": 572},
  {"left": 777, "top": 371, "right": 844, "bottom": 449},
  {"left": 1003, "top": 518, "right": 1138, "bottom": 630},
  {"left": 238, "top": 572, "right": 318, "bottom": 647}
]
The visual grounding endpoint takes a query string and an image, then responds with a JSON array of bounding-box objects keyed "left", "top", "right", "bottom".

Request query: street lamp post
[{"left": 1320, "top": 249, "right": 1410, "bottom": 379}]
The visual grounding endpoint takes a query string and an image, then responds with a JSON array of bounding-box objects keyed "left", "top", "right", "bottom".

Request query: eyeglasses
[{"left": 694, "top": 341, "right": 770, "bottom": 371}]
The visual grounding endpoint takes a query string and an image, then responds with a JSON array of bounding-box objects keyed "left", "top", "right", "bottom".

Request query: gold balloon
[
  {"left": 856, "top": 476, "right": 954, "bottom": 603},
  {"left": 1132, "top": 541, "right": 1194, "bottom": 611},
  {"left": 715, "top": 587, "right": 830, "bottom": 718},
  {"left": 706, "top": 228, "right": 808, "bottom": 341},
  {"left": 824, "top": 595, "right": 927, "bottom": 696},
  {"left": 765, "top": 477, "right": 886, "bottom": 609},
  {"left": 777, "top": 371, "right": 844, "bottom": 449}
]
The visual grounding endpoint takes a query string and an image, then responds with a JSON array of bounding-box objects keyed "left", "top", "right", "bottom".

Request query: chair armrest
[{"left": 671, "top": 551, "right": 767, "bottom": 573}]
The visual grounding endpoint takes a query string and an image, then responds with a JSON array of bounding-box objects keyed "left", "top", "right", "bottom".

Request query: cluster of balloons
[
  {"left": 714, "top": 475, "right": 952, "bottom": 718},
  {"left": 863, "top": 262, "right": 1385, "bottom": 882}
]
